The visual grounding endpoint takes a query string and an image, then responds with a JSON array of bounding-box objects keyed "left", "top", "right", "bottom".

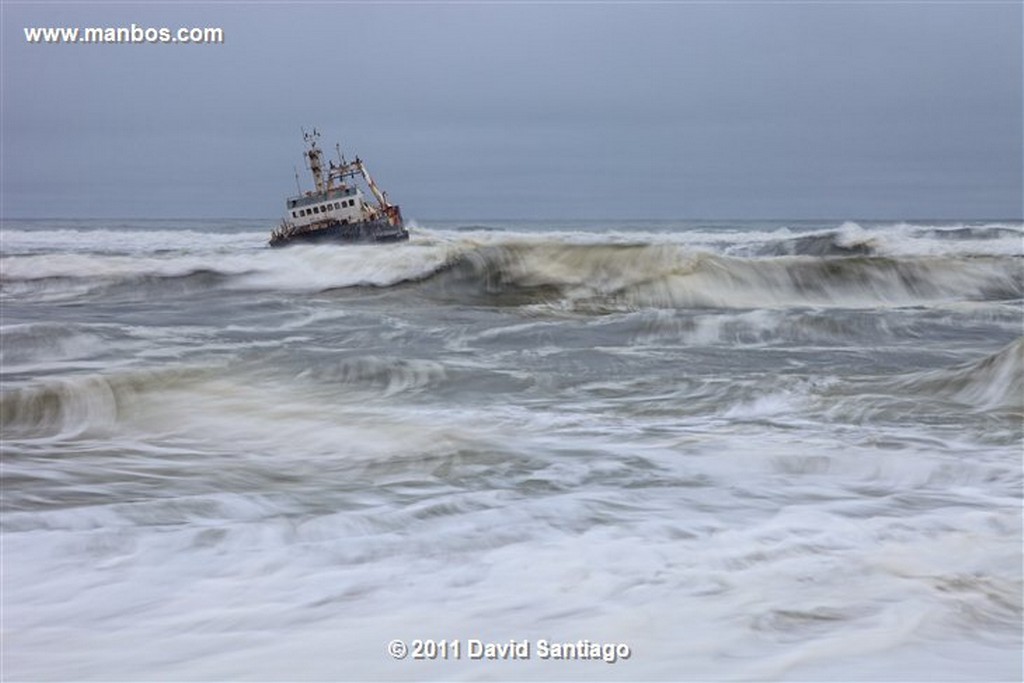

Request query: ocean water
[{"left": 1, "top": 218, "right": 1021, "bottom": 681}]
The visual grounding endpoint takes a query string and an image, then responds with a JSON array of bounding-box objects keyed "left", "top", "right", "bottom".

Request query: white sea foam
[{"left": 2, "top": 219, "right": 1020, "bottom": 681}]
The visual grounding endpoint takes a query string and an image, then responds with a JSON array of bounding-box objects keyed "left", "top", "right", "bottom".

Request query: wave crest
[
  {"left": 894, "top": 338, "right": 1024, "bottom": 412},
  {"left": 4, "top": 233, "right": 1020, "bottom": 311},
  {"left": 1, "top": 369, "right": 201, "bottom": 439},
  {"left": 427, "top": 242, "right": 1022, "bottom": 311}
]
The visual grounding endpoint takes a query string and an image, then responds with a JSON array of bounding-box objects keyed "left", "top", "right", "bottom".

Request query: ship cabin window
[
  {"left": 299, "top": 209, "right": 306, "bottom": 217},
  {"left": 292, "top": 211, "right": 297, "bottom": 218}
]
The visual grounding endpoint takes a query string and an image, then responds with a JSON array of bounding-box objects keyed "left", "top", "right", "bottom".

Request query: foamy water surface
[{"left": 2, "top": 218, "right": 1021, "bottom": 681}]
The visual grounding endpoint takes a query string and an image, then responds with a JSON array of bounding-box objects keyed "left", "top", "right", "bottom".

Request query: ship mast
[
  {"left": 302, "top": 127, "right": 325, "bottom": 194},
  {"left": 297, "top": 127, "right": 404, "bottom": 227}
]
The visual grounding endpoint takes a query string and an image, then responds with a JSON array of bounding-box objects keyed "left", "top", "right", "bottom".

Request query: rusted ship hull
[{"left": 269, "top": 218, "right": 409, "bottom": 248}]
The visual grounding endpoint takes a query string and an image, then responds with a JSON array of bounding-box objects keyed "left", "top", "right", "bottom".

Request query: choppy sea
[{"left": 1, "top": 218, "right": 1022, "bottom": 681}]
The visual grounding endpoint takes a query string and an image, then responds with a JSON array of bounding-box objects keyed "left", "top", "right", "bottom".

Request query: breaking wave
[
  {"left": 747, "top": 221, "right": 1024, "bottom": 258},
  {"left": 893, "top": 337, "right": 1024, "bottom": 412},
  {"left": 0, "top": 368, "right": 205, "bottom": 439},
  {"left": 428, "top": 242, "right": 1021, "bottom": 310},
  {"left": 3, "top": 226, "right": 1021, "bottom": 310}
]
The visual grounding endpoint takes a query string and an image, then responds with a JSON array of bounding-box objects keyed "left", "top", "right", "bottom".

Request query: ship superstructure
[{"left": 269, "top": 129, "right": 409, "bottom": 247}]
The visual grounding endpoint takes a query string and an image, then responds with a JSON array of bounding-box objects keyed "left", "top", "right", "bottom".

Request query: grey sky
[{"left": 2, "top": 2, "right": 1021, "bottom": 220}]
